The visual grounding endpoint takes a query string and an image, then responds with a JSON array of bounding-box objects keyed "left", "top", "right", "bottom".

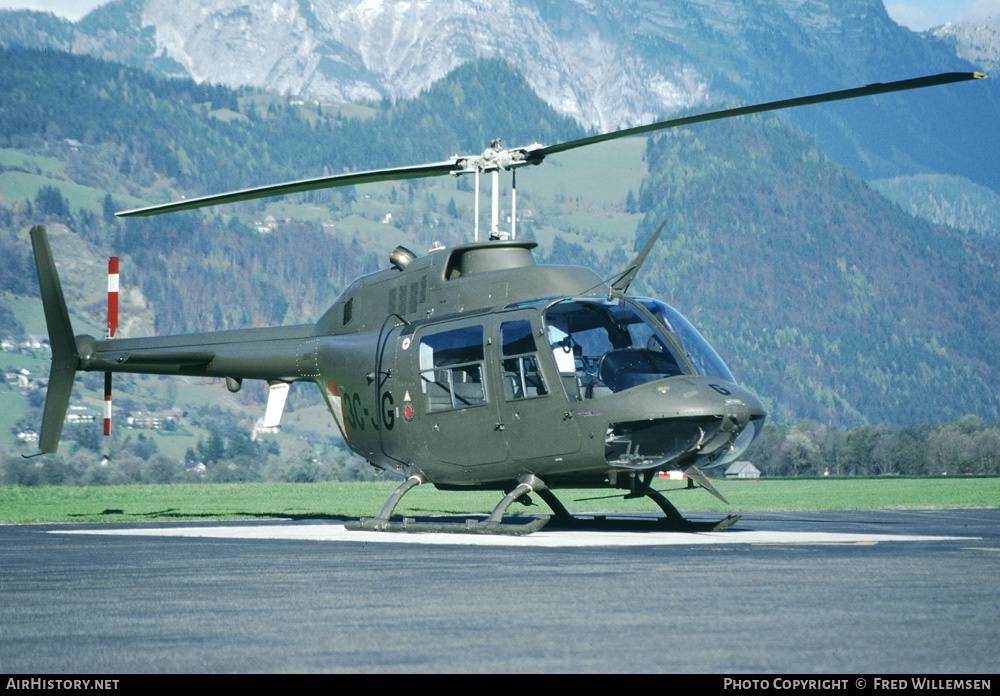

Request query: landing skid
[
  {"left": 344, "top": 474, "right": 738, "bottom": 536},
  {"left": 537, "top": 488, "right": 741, "bottom": 532},
  {"left": 541, "top": 511, "right": 741, "bottom": 532},
  {"left": 346, "top": 515, "right": 548, "bottom": 535}
]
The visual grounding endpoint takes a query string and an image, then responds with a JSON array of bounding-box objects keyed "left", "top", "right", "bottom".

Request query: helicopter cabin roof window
[
  {"left": 543, "top": 298, "right": 687, "bottom": 399},
  {"left": 342, "top": 297, "right": 353, "bottom": 326},
  {"left": 419, "top": 325, "right": 486, "bottom": 412},
  {"left": 500, "top": 320, "right": 548, "bottom": 401}
]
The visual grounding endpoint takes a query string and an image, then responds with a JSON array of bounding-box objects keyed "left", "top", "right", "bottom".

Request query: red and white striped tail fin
[
  {"left": 104, "top": 372, "right": 112, "bottom": 436},
  {"left": 107, "top": 257, "right": 119, "bottom": 339}
]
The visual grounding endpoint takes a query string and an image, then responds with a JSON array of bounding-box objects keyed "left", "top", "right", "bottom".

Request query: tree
[
  {"left": 282, "top": 450, "right": 319, "bottom": 482},
  {"left": 775, "top": 428, "right": 820, "bottom": 476},
  {"left": 125, "top": 433, "right": 158, "bottom": 460},
  {"left": 34, "top": 185, "right": 71, "bottom": 220},
  {"left": 201, "top": 431, "right": 226, "bottom": 462},
  {"left": 143, "top": 455, "right": 178, "bottom": 484},
  {"left": 102, "top": 193, "right": 118, "bottom": 225}
]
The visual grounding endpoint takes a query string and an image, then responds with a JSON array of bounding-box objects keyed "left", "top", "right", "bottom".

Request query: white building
[{"left": 725, "top": 461, "right": 761, "bottom": 479}]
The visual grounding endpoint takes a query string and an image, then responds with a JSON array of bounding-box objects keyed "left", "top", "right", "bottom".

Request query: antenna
[
  {"left": 511, "top": 169, "right": 517, "bottom": 240},
  {"left": 474, "top": 169, "right": 480, "bottom": 242}
]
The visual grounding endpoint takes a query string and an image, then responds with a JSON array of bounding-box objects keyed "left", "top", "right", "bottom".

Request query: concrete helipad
[{"left": 50, "top": 519, "right": 976, "bottom": 547}]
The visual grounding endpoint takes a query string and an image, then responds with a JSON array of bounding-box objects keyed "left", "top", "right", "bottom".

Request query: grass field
[{"left": 1, "top": 476, "right": 996, "bottom": 525}]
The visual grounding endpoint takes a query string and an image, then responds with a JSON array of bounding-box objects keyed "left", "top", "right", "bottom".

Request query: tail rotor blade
[
  {"left": 107, "top": 257, "right": 119, "bottom": 339},
  {"left": 104, "top": 372, "right": 112, "bottom": 437}
]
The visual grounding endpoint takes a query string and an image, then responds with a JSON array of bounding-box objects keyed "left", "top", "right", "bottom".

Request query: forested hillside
[
  {"left": 0, "top": 49, "right": 583, "bottom": 207},
  {"left": 0, "top": 48, "right": 585, "bottom": 331},
  {"left": 4, "top": 0, "right": 997, "bottom": 196},
  {"left": 0, "top": 49, "right": 592, "bottom": 468},
  {"left": 870, "top": 174, "right": 1000, "bottom": 238},
  {"left": 629, "top": 113, "right": 1000, "bottom": 427},
  {"left": 1, "top": 47, "right": 998, "bottom": 478}
]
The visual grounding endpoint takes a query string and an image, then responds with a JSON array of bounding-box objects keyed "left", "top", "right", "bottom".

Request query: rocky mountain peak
[
  {"left": 2, "top": 0, "right": 996, "bottom": 190},
  {"left": 928, "top": 21, "right": 1000, "bottom": 74}
]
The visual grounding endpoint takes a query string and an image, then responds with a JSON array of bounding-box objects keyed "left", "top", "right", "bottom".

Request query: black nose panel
[{"left": 605, "top": 415, "right": 722, "bottom": 469}]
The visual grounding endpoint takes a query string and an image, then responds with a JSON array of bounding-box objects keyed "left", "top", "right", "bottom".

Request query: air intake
[{"left": 390, "top": 246, "right": 417, "bottom": 271}]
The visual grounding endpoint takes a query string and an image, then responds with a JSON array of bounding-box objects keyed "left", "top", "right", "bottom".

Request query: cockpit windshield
[
  {"left": 637, "top": 298, "right": 736, "bottom": 382},
  {"left": 542, "top": 297, "right": 735, "bottom": 400},
  {"left": 543, "top": 298, "right": 686, "bottom": 400}
]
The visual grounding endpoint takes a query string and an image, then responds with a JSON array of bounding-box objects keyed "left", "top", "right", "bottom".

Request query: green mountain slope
[
  {"left": 0, "top": 49, "right": 592, "bottom": 460},
  {"left": 630, "top": 114, "right": 1000, "bottom": 427},
  {"left": 1, "top": 47, "right": 998, "bottom": 437},
  {"left": 0, "top": 49, "right": 584, "bottom": 329},
  {"left": 870, "top": 174, "right": 1000, "bottom": 238}
]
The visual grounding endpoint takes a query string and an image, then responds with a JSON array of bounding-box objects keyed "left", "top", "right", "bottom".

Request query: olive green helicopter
[{"left": 29, "top": 71, "right": 985, "bottom": 534}]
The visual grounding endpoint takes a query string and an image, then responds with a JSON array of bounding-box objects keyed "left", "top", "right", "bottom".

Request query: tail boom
[
  {"left": 28, "top": 225, "right": 322, "bottom": 454},
  {"left": 73, "top": 325, "right": 315, "bottom": 381}
]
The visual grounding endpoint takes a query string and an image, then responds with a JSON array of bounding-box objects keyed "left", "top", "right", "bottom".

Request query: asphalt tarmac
[{"left": 1, "top": 509, "right": 997, "bottom": 674}]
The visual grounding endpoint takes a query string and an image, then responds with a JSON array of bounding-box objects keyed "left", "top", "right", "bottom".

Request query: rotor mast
[{"left": 453, "top": 138, "right": 540, "bottom": 241}]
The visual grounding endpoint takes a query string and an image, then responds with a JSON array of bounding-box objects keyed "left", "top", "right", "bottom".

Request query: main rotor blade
[
  {"left": 117, "top": 71, "right": 984, "bottom": 218},
  {"left": 533, "top": 72, "right": 986, "bottom": 158},
  {"left": 116, "top": 159, "right": 463, "bottom": 217}
]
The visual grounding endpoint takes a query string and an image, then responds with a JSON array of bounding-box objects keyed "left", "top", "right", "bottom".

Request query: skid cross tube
[{"left": 346, "top": 473, "right": 550, "bottom": 535}]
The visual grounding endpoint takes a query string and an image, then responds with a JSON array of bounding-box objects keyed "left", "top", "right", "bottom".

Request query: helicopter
[{"left": 28, "top": 71, "right": 985, "bottom": 534}]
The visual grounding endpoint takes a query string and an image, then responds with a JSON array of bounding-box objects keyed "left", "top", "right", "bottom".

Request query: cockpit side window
[
  {"left": 419, "top": 325, "right": 487, "bottom": 412},
  {"left": 500, "top": 320, "right": 548, "bottom": 401}
]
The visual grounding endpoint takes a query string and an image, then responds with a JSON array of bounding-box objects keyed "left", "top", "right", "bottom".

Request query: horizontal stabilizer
[{"left": 263, "top": 381, "right": 291, "bottom": 428}]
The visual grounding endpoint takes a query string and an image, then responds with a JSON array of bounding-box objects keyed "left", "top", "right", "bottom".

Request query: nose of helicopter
[{"left": 600, "top": 376, "right": 766, "bottom": 470}]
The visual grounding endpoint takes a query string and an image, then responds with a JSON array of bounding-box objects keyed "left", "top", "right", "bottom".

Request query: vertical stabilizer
[
  {"left": 38, "top": 357, "right": 77, "bottom": 453},
  {"left": 29, "top": 226, "right": 79, "bottom": 454}
]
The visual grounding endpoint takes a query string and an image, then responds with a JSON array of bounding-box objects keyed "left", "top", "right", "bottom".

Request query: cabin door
[
  {"left": 489, "top": 311, "right": 582, "bottom": 463},
  {"left": 394, "top": 318, "right": 508, "bottom": 473}
]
